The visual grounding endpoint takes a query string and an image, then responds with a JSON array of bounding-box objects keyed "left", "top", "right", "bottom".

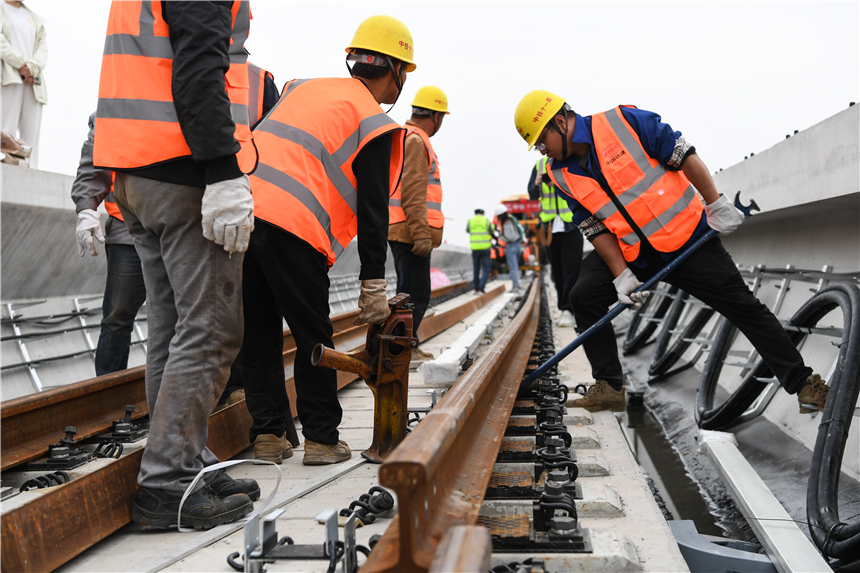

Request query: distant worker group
[{"left": 66, "top": 0, "right": 832, "bottom": 535}]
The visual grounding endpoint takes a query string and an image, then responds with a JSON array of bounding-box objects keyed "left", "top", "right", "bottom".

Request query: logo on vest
[{"left": 602, "top": 143, "right": 626, "bottom": 166}]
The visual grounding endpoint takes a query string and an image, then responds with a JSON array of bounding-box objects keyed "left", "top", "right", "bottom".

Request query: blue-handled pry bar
[{"left": 522, "top": 191, "right": 759, "bottom": 386}]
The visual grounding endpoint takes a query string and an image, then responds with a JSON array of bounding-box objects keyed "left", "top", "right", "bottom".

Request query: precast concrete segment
[
  {"left": 362, "top": 278, "right": 541, "bottom": 573},
  {"left": 698, "top": 430, "right": 831, "bottom": 573}
]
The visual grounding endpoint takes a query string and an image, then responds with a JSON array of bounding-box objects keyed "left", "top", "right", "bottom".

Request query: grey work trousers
[{"left": 113, "top": 173, "right": 244, "bottom": 494}]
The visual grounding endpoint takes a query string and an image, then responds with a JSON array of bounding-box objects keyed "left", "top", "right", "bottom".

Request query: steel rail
[
  {"left": 362, "top": 278, "right": 540, "bottom": 573},
  {"left": 0, "top": 285, "right": 502, "bottom": 573}
]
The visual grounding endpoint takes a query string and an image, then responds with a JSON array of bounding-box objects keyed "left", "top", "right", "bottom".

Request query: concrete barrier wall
[{"left": 1, "top": 164, "right": 108, "bottom": 301}]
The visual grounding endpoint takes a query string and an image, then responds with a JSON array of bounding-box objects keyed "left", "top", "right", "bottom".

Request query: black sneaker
[
  {"left": 208, "top": 468, "right": 261, "bottom": 501},
  {"left": 131, "top": 485, "right": 252, "bottom": 530}
]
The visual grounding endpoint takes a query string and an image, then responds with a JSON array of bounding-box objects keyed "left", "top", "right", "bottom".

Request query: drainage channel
[{"left": 620, "top": 408, "right": 727, "bottom": 538}]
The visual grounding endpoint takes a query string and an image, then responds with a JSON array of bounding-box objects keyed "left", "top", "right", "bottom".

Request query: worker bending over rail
[
  {"left": 388, "top": 86, "right": 449, "bottom": 359},
  {"left": 93, "top": 1, "right": 260, "bottom": 530},
  {"left": 239, "top": 15, "right": 412, "bottom": 466},
  {"left": 513, "top": 90, "right": 830, "bottom": 414}
]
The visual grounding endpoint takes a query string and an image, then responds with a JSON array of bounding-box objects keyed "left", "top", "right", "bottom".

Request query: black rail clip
[
  {"left": 28, "top": 426, "right": 93, "bottom": 471},
  {"left": 100, "top": 405, "right": 149, "bottom": 443}
]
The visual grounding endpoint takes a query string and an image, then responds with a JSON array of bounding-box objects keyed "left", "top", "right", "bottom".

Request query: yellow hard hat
[
  {"left": 412, "top": 86, "right": 449, "bottom": 114},
  {"left": 346, "top": 15, "right": 416, "bottom": 73},
  {"left": 514, "top": 90, "right": 565, "bottom": 149}
]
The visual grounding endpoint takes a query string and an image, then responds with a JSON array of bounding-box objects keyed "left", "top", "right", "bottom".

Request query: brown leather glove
[
  {"left": 354, "top": 279, "right": 391, "bottom": 325},
  {"left": 411, "top": 237, "right": 433, "bottom": 258}
]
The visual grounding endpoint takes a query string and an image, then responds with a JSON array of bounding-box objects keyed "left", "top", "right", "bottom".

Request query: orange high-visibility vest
[
  {"left": 251, "top": 78, "right": 405, "bottom": 266},
  {"left": 105, "top": 171, "right": 123, "bottom": 221},
  {"left": 93, "top": 1, "right": 257, "bottom": 173},
  {"left": 247, "top": 62, "right": 272, "bottom": 128},
  {"left": 548, "top": 105, "right": 703, "bottom": 262},
  {"left": 389, "top": 126, "right": 444, "bottom": 229}
]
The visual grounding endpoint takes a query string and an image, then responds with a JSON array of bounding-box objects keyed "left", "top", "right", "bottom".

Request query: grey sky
[{"left": 28, "top": 1, "right": 859, "bottom": 247}]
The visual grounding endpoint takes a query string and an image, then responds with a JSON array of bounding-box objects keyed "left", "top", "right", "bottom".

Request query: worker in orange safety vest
[
  {"left": 93, "top": 0, "right": 262, "bottom": 531},
  {"left": 388, "top": 86, "right": 448, "bottom": 359},
  {"left": 513, "top": 90, "right": 830, "bottom": 416},
  {"left": 238, "top": 15, "right": 413, "bottom": 467}
]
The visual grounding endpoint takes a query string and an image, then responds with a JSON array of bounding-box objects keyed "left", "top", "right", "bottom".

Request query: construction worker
[
  {"left": 239, "top": 15, "right": 412, "bottom": 466},
  {"left": 496, "top": 204, "right": 526, "bottom": 291},
  {"left": 467, "top": 205, "right": 496, "bottom": 293},
  {"left": 93, "top": 1, "right": 259, "bottom": 530},
  {"left": 388, "top": 86, "right": 447, "bottom": 359},
  {"left": 513, "top": 91, "right": 830, "bottom": 415},
  {"left": 529, "top": 157, "right": 583, "bottom": 327},
  {"left": 74, "top": 64, "right": 278, "bottom": 381}
]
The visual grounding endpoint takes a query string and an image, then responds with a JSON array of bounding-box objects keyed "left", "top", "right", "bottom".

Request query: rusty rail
[
  {"left": 0, "top": 283, "right": 497, "bottom": 573},
  {"left": 363, "top": 278, "right": 540, "bottom": 572}
]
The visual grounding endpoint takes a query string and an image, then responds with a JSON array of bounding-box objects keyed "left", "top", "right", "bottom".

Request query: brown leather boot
[
  {"left": 303, "top": 439, "right": 351, "bottom": 465},
  {"left": 797, "top": 374, "right": 829, "bottom": 414},
  {"left": 568, "top": 380, "right": 626, "bottom": 413},
  {"left": 253, "top": 433, "right": 293, "bottom": 464}
]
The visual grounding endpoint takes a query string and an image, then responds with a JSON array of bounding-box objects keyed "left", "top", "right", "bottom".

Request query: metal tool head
[{"left": 733, "top": 191, "right": 760, "bottom": 218}]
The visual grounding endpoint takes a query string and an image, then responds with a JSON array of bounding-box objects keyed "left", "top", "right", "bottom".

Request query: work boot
[
  {"left": 411, "top": 347, "right": 435, "bottom": 361},
  {"left": 797, "top": 374, "right": 829, "bottom": 414},
  {"left": 131, "top": 485, "right": 252, "bottom": 530},
  {"left": 208, "top": 468, "right": 261, "bottom": 501},
  {"left": 568, "top": 380, "right": 627, "bottom": 413},
  {"left": 556, "top": 310, "right": 575, "bottom": 328},
  {"left": 303, "top": 439, "right": 351, "bottom": 465},
  {"left": 254, "top": 433, "right": 293, "bottom": 464},
  {"left": 213, "top": 388, "right": 245, "bottom": 414}
]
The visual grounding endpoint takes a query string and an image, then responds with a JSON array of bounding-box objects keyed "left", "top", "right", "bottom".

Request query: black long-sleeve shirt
[{"left": 353, "top": 133, "right": 392, "bottom": 280}]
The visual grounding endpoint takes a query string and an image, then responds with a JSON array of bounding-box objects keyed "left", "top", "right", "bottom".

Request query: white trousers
[{"left": 1, "top": 83, "right": 43, "bottom": 168}]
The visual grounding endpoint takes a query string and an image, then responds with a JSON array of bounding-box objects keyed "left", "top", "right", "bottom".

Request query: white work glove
[
  {"left": 76, "top": 209, "right": 105, "bottom": 256},
  {"left": 613, "top": 268, "right": 650, "bottom": 310},
  {"left": 704, "top": 194, "right": 744, "bottom": 235},
  {"left": 354, "top": 279, "right": 391, "bottom": 326},
  {"left": 201, "top": 175, "right": 254, "bottom": 253}
]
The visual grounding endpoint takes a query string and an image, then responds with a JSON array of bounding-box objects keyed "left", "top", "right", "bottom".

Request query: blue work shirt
[{"left": 553, "top": 106, "right": 709, "bottom": 267}]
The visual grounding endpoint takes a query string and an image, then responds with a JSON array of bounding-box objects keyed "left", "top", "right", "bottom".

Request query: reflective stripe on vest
[
  {"left": 548, "top": 105, "right": 702, "bottom": 262},
  {"left": 247, "top": 62, "right": 270, "bottom": 128},
  {"left": 94, "top": 1, "right": 256, "bottom": 173},
  {"left": 250, "top": 78, "right": 405, "bottom": 266},
  {"left": 469, "top": 215, "right": 493, "bottom": 250},
  {"left": 388, "top": 126, "right": 444, "bottom": 229},
  {"left": 537, "top": 157, "right": 572, "bottom": 223}
]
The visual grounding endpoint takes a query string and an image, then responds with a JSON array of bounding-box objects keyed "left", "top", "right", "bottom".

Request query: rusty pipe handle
[{"left": 311, "top": 343, "right": 375, "bottom": 380}]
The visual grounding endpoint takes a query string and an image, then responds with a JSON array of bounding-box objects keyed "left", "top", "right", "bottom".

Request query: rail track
[{"left": 0, "top": 280, "right": 514, "bottom": 573}]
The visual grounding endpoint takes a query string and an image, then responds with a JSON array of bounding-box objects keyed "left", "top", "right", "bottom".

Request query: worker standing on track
[
  {"left": 239, "top": 15, "right": 412, "bottom": 466},
  {"left": 388, "top": 86, "right": 448, "bottom": 359},
  {"left": 94, "top": 1, "right": 260, "bottom": 530},
  {"left": 529, "top": 156, "right": 583, "bottom": 328},
  {"left": 513, "top": 90, "right": 830, "bottom": 414},
  {"left": 467, "top": 205, "right": 496, "bottom": 293},
  {"left": 72, "top": 113, "right": 147, "bottom": 376},
  {"left": 495, "top": 204, "right": 525, "bottom": 292}
]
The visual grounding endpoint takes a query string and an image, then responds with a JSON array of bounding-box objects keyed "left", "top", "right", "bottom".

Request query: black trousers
[
  {"left": 548, "top": 229, "right": 584, "bottom": 313},
  {"left": 241, "top": 222, "right": 341, "bottom": 445},
  {"left": 389, "top": 240, "right": 431, "bottom": 337},
  {"left": 570, "top": 237, "right": 812, "bottom": 393}
]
